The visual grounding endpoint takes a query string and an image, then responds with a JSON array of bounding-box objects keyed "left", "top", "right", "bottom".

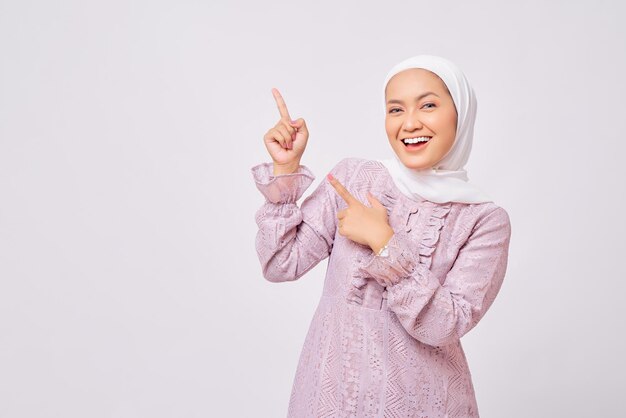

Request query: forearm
[
  {"left": 358, "top": 208, "right": 511, "bottom": 347},
  {"left": 255, "top": 206, "right": 333, "bottom": 282},
  {"left": 386, "top": 266, "right": 470, "bottom": 346},
  {"left": 252, "top": 159, "right": 352, "bottom": 284}
]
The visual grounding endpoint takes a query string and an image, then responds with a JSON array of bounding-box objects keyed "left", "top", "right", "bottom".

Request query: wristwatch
[{"left": 376, "top": 243, "right": 390, "bottom": 258}]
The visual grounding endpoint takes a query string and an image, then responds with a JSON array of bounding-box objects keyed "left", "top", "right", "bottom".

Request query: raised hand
[
  {"left": 326, "top": 173, "right": 394, "bottom": 254},
  {"left": 263, "top": 88, "right": 309, "bottom": 174}
]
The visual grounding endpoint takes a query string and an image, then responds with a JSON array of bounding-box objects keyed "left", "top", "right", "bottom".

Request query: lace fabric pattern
[{"left": 251, "top": 158, "right": 512, "bottom": 418}]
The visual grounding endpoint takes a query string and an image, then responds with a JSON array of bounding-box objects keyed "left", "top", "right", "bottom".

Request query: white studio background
[{"left": 1, "top": 0, "right": 624, "bottom": 417}]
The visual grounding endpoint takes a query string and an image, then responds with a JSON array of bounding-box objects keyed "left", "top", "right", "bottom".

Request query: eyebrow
[{"left": 386, "top": 91, "right": 439, "bottom": 105}]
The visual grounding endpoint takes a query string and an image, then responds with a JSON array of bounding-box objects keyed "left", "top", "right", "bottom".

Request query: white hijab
[{"left": 377, "top": 54, "right": 493, "bottom": 204}]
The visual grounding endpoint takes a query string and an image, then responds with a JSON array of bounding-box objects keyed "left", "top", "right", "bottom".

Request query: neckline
[{"left": 371, "top": 159, "right": 429, "bottom": 205}]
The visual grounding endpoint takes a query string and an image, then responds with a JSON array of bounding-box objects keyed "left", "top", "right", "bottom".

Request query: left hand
[{"left": 327, "top": 173, "right": 394, "bottom": 253}]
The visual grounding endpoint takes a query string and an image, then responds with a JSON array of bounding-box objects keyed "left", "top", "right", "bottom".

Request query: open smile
[{"left": 401, "top": 136, "right": 432, "bottom": 150}]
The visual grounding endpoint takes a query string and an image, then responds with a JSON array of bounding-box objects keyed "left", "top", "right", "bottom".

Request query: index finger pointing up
[
  {"left": 271, "top": 87, "right": 292, "bottom": 121},
  {"left": 327, "top": 173, "right": 359, "bottom": 206}
]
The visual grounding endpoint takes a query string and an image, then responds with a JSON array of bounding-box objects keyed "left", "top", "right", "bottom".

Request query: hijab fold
[{"left": 377, "top": 55, "right": 492, "bottom": 204}]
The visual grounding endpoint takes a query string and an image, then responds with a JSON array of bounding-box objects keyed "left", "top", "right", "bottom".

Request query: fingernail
[
  {"left": 327, "top": 173, "right": 334, "bottom": 181},
  {"left": 290, "top": 120, "right": 297, "bottom": 124}
]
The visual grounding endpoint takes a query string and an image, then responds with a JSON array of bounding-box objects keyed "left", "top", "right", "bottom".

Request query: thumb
[
  {"left": 367, "top": 192, "right": 384, "bottom": 209},
  {"left": 289, "top": 118, "right": 308, "bottom": 135}
]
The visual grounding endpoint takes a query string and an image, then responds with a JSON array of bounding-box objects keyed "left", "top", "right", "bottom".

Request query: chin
[{"left": 396, "top": 153, "right": 432, "bottom": 171}]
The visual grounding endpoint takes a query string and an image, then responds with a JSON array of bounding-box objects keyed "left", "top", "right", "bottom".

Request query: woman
[{"left": 251, "top": 54, "right": 511, "bottom": 418}]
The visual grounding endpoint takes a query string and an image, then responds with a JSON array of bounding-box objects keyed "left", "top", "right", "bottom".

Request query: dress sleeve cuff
[
  {"left": 250, "top": 162, "right": 315, "bottom": 204},
  {"left": 356, "top": 229, "right": 420, "bottom": 287},
  {"left": 356, "top": 202, "right": 453, "bottom": 287}
]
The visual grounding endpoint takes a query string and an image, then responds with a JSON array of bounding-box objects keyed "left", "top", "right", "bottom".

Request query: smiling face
[{"left": 385, "top": 68, "right": 458, "bottom": 170}]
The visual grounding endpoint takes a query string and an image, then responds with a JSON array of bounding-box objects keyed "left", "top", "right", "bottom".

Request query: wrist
[
  {"left": 370, "top": 226, "right": 394, "bottom": 254},
  {"left": 273, "top": 161, "right": 301, "bottom": 175}
]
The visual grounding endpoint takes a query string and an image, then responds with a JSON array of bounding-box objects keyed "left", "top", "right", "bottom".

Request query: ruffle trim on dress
[
  {"left": 346, "top": 201, "right": 452, "bottom": 306},
  {"left": 417, "top": 202, "right": 452, "bottom": 270},
  {"left": 346, "top": 274, "right": 368, "bottom": 305}
]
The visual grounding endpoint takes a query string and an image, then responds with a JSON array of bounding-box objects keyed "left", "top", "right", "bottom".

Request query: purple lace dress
[{"left": 251, "top": 157, "right": 511, "bottom": 418}]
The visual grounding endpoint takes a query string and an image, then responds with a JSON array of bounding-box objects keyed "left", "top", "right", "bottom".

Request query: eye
[
  {"left": 388, "top": 108, "right": 402, "bottom": 114},
  {"left": 422, "top": 102, "right": 436, "bottom": 109}
]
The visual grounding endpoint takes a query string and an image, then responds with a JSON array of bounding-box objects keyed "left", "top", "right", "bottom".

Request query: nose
[{"left": 402, "top": 109, "right": 423, "bottom": 131}]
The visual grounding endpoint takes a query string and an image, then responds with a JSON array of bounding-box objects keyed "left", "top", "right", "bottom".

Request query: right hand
[{"left": 263, "top": 88, "right": 309, "bottom": 170}]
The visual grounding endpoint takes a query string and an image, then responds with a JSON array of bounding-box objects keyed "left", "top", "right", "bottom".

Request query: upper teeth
[{"left": 403, "top": 136, "right": 431, "bottom": 144}]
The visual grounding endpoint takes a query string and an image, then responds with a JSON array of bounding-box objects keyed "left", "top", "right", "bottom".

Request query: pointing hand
[
  {"left": 263, "top": 88, "right": 309, "bottom": 171},
  {"left": 326, "top": 173, "right": 394, "bottom": 254}
]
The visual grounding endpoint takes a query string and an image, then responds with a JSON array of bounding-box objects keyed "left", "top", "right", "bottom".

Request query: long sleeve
[
  {"left": 357, "top": 206, "right": 512, "bottom": 347},
  {"left": 251, "top": 158, "right": 355, "bottom": 283}
]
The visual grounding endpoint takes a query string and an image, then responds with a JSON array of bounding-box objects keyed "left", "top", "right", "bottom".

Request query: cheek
[
  {"left": 435, "top": 111, "right": 457, "bottom": 145},
  {"left": 446, "top": 109, "right": 458, "bottom": 134},
  {"left": 384, "top": 120, "right": 396, "bottom": 139}
]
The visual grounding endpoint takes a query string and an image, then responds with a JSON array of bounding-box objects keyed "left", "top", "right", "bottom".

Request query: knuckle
[{"left": 282, "top": 122, "right": 295, "bottom": 133}]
